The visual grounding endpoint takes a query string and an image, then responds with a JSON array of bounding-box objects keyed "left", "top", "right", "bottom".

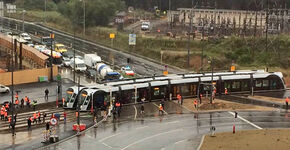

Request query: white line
[
  {"left": 102, "top": 142, "right": 113, "bottom": 149},
  {"left": 197, "top": 135, "right": 205, "bottom": 150},
  {"left": 99, "top": 132, "right": 122, "bottom": 142},
  {"left": 121, "top": 129, "right": 182, "bottom": 150},
  {"left": 133, "top": 105, "right": 137, "bottom": 120},
  {"left": 228, "top": 111, "right": 262, "bottom": 129},
  {"left": 174, "top": 139, "right": 186, "bottom": 145},
  {"left": 136, "top": 126, "right": 149, "bottom": 130},
  {"left": 160, "top": 148, "right": 165, "bottom": 150},
  {"left": 164, "top": 121, "right": 179, "bottom": 124},
  {"left": 152, "top": 103, "right": 168, "bottom": 115}
]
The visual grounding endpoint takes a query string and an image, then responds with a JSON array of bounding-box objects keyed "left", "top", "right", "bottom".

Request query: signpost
[{"left": 109, "top": 33, "right": 115, "bottom": 47}]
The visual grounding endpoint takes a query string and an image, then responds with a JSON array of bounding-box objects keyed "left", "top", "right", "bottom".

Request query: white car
[
  {"left": 62, "top": 57, "right": 71, "bottom": 67},
  {"left": 121, "top": 66, "right": 135, "bottom": 76},
  {"left": 20, "top": 33, "right": 32, "bottom": 41},
  {"left": 0, "top": 84, "right": 10, "bottom": 93}
]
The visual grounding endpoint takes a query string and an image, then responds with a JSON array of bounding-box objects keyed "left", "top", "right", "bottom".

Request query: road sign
[
  {"left": 110, "top": 33, "right": 115, "bottom": 39},
  {"left": 50, "top": 117, "right": 58, "bottom": 125},
  {"left": 129, "top": 34, "right": 136, "bottom": 45}
]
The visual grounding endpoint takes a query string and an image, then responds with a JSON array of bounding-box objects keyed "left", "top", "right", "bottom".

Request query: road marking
[
  {"left": 197, "top": 135, "right": 205, "bottom": 150},
  {"left": 99, "top": 132, "right": 122, "bottom": 142},
  {"left": 174, "top": 139, "right": 186, "bottom": 145},
  {"left": 228, "top": 111, "right": 262, "bottom": 129},
  {"left": 133, "top": 105, "right": 137, "bottom": 120},
  {"left": 102, "top": 142, "right": 113, "bottom": 149},
  {"left": 152, "top": 103, "right": 168, "bottom": 115},
  {"left": 164, "top": 121, "right": 179, "bottom": 124},
  {"left": 136, "top": 126, "right": 149, "bottom": 130},
  {"left": 121, "top": 129, "right": 182, "bottom": 150}
]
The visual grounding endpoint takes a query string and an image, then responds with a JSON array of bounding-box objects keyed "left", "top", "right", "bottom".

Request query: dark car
[
  {"left": 85, "top": 69, "right": 97, "bottom": 79},
  {"left": 62, "top": 51, "right": 74, "bottom": 59}
]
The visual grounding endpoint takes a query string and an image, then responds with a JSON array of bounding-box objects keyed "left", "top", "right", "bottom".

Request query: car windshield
[
  {"left": 77, "top": 64, "right": 86, "bottom": 68},
  {"left": 58, "top": 46, "right": 65, "bottom": 49}
]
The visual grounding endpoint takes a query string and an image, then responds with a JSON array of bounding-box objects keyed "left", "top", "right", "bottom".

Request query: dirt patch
[
  {"left": 200, "top": 129, "right": 290, "bottom": 150},
  {"left": 182, "top": 98, "right": 274, "bottom": 112},
  {"left": 249, "top": 95, "right": 285, "bottom": 104}
]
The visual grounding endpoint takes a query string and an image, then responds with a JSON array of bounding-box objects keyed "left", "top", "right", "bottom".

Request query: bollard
[{"left": 233, "top": 124, "right": 235, "bottom": 134}]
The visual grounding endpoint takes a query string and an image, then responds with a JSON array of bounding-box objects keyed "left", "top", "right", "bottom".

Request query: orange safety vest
[
  {"left": 8, "top": 116, "right": 11, "bottom": 123},
  {"left": 4, "top": 111, "right": 7, "bottom": 117},
  {"left": 5, "top": 104, "right": 9, "bottom": 108},
  {"left": 286, "top": 97, "right": 289, "bottom": 103},
  {"left": 177, "top": 94, "right": 181, "bottom": 100},
  {"left": 38, "top": 112, "right": 41, "bottom": 118},
  {"left": 30, "top": 117, "right": 33, "bottom": 121},
  {"left": 75, "top": 112, "right": 79, "bottom": 117},
  {"left": 194, "top": 100, "right": 197, "bottom": 105},
  {"left": 15, "top": 94, "right": 19, "bottom": 99},
  {"left": 25, "top": 97, "right": 28, "bottom": 102},
  {"left": 33, "top": 113, "right": 37, "bottom": 119},
  {"left": 159, "top": 105, "right": 163, "bottom": 111},
  {"left": 62, "top": 98, "right": 65, "bottom": 104},
  {"left": 116, "top": 103, "right": 121, "bottom": 107},
  {"left": 15, "top": 100, "right": 19, "bottom": 105},
  {"left": 225, "top": 89, "right": 228, "bottom": 95}
]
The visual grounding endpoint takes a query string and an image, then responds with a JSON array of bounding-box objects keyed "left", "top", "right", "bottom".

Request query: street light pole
[
  {"left": 77, "top": 76, "right": 80, "bottom": 126},
  {"left": 11, "top": 35, "right": 15, "bottom": 136},
  {"left": 210, "top": 59, "right": 213, "bottom": 104}
]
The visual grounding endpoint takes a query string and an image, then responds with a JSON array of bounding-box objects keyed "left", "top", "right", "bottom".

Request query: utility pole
[
  {"left": 50, "top": 33, "right": 54, "bottom": 82},
  {"left": 210, "top": 59, "right": 213, "bottom": 104},
  {"left": 77, "top": 76, "right": 80, "bottom": 126},
  {"left": 187, "top": 11, "right": 192, "bottom": 68},
  {"left": 11, "top": 35, "right": 15, "bottom": 136},
  {"left": 73, "top": 31, "right": 76, "bottom": 83},
  {"left": 265, "top": 0, "right": 269, "bottom": 52}
]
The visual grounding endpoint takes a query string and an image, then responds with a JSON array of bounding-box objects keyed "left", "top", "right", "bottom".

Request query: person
[
  {"left": 33, "top": 112, "right": 37, "bottom": 124},
  {"left": 8, "top": 116, "right": 11, "bottom": 128},
  {"left": 38, "top": 111, "right": 41, "bottom": 122},
  {"left": 43, "top": 112, "right": 47, "bottom": 123},
  {"left": 115, "top": 101, "right": 121, "bottom": 117},
  {"left": 225, "top": 88, "right": 228, "bottom": 95},
  {"left": 140, "top": 104, "right": 145, "bottom": 116},
  {"left": 286, "top": 97, "right": 289, "bottom": 110},
  {"left": 194, "top": 99, "right": 198, "bottom": 109},
  {"left": 15, "top": 99, "right": 19, "bottom": 109},
  {"left": 21, "top": 98, "right": 24, "bottom": 108},
  {"left": 177, "top": 93, "right": 181, "bottom": 104},
  {"left": 63, "top": 111, "right": 67, "bottom": 124},
  {"left": 161, "top": 96, "right": 165, "bottom": 109},
  {"left": 46, "top": 122, "right": 50, "bottom": 131},
  {"left": 0, "top": 106, "right": 4, "bottom": 120},
  {"left": 159, "top": 104, "right": 163, "bottom": 115},
  {"left": 32, "top": 100, "right": 37, "bottom": 111},
  {"left": 45, "top": 89, "right": 49, "bottom": 101},
  {"left": 4, "top": 110, "right": 8, "bottom": 121},
  {"left": 27, "top": 117, "right": 32, "bottom": 130},
  {"left": 14, "top": 113, "right": 17, "bottom": 123},
  {"left": 62, "top": 97, "right": 65, "bottom": 106}
]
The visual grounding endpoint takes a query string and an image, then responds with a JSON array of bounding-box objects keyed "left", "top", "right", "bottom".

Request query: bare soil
[
  {"left": 182, "top": 98, "right": 274, "bottom": 112},
  {"left": 249, "top": 95, "right": 285, "bottom": 104},
  {"left": 200, "top": 129, "right": 290, "bottom": 150}
]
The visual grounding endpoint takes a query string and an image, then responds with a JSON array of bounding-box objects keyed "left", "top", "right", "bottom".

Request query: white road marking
[
  {"left": 164, "top": 121, "right": 179, "bottom": 124},
  {"left": 174, "top": 139, "right": 186, "bottom": 145},
  {"left": 136, "top": 126, "right": 149, "bottom": 130},
  {"left": 121, "top": 129, "right": 182, "bottom": 150},
  {"left": 160, "top": 148, "right": 165, "bottom": 150},
  {"left": 152, "top": 103, "right": 168, "bottom": 115},
  {"left": 197, "top": 135, "right": 205, "bottom": 150},
  {"left": 133, "top": 105, "right": 137, "bottom": 120},
  {"left": 228, "top": 111, "right": 263, "bottom": 129},
  {"left": 98, "top": 132, "right": 122, "bottom": 142},
  {"left": 102, "top": 142, "right": 113, "bottom": 149}
]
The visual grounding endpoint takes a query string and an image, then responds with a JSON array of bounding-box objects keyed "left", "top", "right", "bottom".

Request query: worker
[
  {"left": 28, "top": 98, "right": 31, "bottom": 108},
  {"left": 4, "top": 110, "right": 8, "bottom": 121},
  {"left": 177, "top": 94, "right": 181, "bottom": 104},
  {"left": 159, "top": 104, "right": 163, "bottom": 115},
  {"left": 27, "top": 117, "right": 32, "bottom": 130},
  {"left": 32, "top": 100, "right": 37, "bottom": 111},
  {"left": 14, "top": 113, "right": 17, "bottom": 123},
  {"left": 194, "top": 99, "right": 198, "bottom": 109},
  {"left": 75, "top": 111, "right": 79, "bottom": 118},
  {"left": 5, "top": 103, "right": 9, "bottom": 110},
  {"left": 33, "top": 112, "right": 37, "bottom": 124},
  {"left": 8, "top": 116, "right": 11, "bottom": 128},
  {"left": 45, "top": 89, "right": 49, "bottom": 101},
  {"left": 15, "top": 99, "right": 19, "bottom": 109},
  {"left": 286, "top": 97, "right": 289, "bottom": 110},
  {"left": 15, "top": 93, "right": 19, "bottom": 100},
  {"left": 21, "top": 98, "right": 24, "bottom": 108},
  {"left": 225, "top": 88, "right": 228, "bottom": 95},
  {"left": 43, "top": 112, "right": 47, "bottom": 123},
  {"left": 115, "top": 101, "right": 121, "bottom": 117},
  {"left": 161, "top": 96, "right": 165, "bottom": 109},
  {"left": 24, "top": 96, "right": 28, "bottom": 102},
  {"left": 0, "top": 106, "right": 5, "bottom": 120},
  {"left": 140, "top": 104, "right": 145, "bottom": 116},
  {"left": 38, "top": 111, "right": 41, "bottom": 122},
  {"left": 62, "top": 97, "right": 65, "bottom": 106}
]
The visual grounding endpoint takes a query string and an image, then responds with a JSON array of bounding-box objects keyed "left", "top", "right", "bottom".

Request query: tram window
[
  {"left": 232, "top": 81, "right": 240, "bottom": 89},
  {"left": 255, "top": 80, "right": 262, "bottom": 87},
  {"left": 270, "top": 80, "right": 277, "bottom": 88},
  {"left": 224, "top": 82, "right": 231, "bottom": 89},
  {"left": 153, "top": 87, "right": 160, "bottom": 96},
  {"left": 181, "top": 85, "right": 189, "bottom": 94},
  {"left": 263, "top": 80, "right": 269, "bottom": 87}
]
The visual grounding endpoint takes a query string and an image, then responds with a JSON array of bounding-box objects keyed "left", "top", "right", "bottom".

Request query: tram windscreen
[
  {"left": 80, "top": 92, "right": 88, "bottom": 105},
  {"left": 66, "top": 90, "right": 74, "bottom": 103}
]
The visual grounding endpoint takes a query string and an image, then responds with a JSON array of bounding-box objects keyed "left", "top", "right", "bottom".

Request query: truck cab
[
  {"left": 55, "top": 43, "right": 68, "bottom": 53},
  {"left": 70, "top": 58, "right": 87, "bottom": 72}
]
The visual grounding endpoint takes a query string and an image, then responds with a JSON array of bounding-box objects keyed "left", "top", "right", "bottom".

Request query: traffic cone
[{"left": 233, "top": 124, "right": 235, "bottom": 134}]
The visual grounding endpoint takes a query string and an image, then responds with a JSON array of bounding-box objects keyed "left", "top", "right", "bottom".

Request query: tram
[{"left": 66, "top": 70, "right": 286, "bottom": 111}]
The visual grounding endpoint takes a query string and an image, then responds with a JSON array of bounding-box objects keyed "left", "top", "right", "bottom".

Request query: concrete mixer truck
[{"left": 96, "top": 63, "right": 122, "bottom": 82}]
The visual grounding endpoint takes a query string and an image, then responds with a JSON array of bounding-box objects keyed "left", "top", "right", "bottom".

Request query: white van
[
  {"left": 84, "top": 54, "right": 102, "bottom": 68},
  {"left": 70, "top": 58, "right": 87, "bottom": 72}
]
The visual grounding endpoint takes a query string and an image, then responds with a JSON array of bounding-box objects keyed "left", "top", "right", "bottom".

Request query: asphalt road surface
[
  {"left": 0, "top": 17, "right": 185, "bottom": 77},
  {"left": 42, "top": 101, "right": 290, "bottom": 150}
]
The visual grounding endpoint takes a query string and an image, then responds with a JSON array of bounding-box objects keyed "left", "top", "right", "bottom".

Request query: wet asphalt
[{"left": 41, "top": 101, "right": 290, "bottom": 150}]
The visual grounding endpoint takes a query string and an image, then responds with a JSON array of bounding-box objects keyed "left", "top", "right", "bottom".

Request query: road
[
  {"left": 0, "top": 17, "right": 186, "bottom": 77},
  {"left": 42, "top": 101, "right": 290, "bottom": 150}
]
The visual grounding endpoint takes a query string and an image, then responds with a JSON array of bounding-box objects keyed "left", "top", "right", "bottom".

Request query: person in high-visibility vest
[
  {"left": 33, "top": 112, "right": 37, "bottom": 124},
  {"left": 286, "top": 97, "right": 289, "bottom": 110},
  {"left": 225, "top": 88, "right": 228, "bottom": 95},
  {"left": 15, "top": 99, "right": 19, "bottom": 109},
  {"left": 177, "top": 94, "right": 181, "bottom": 104},
  {"left": 25, "top": 96, "right": 28, "bottom": 102},
  {"left": 115, "top": 102, "right": 121, "bottom": 117},
  {"left": 4, "top": 110, "right": 8, "bottom": 121},
  {"left": 38, "top": 111, "right": 41, "bottom": 122},
  {"left": 62, "top": 98, "right": 65, "bottom": 106},
  {"left": 15, "top": 93, "right": 19, "bottom": 100},
  {"left": 194, "top": 99, "right": 198, "bottom": 109},
  {"left": 0, "top": 108, "right": 3, "bottom": 120},
  {"left": 75, "top": 112, "right": 79, "bottom": 118},
  {"left": 8, "top": 116, "right": 11, "bottom": 128},
  {"left": 159, "top": 104, "right": 163, "bottom": 115}
]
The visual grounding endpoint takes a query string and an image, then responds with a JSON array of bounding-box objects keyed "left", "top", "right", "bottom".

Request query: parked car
[
  {"left": 62, "top": 56, "right": 71, "bottom": 67},
  {"left": 20, "top": 32, "right": 32, "bottom": 41},
  {"left": 0, "top": 84, "right": 10, "bottom": 93},
  {"left": 85, "top": 68, "right": 97, "bottom": 79},
  {"left": 121, "top": 66, "right": 135, "bottom": 76}
]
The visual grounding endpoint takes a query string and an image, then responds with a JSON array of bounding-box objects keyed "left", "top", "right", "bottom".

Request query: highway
[
  {"left": 0, "top": 17, "right": 186, "bottom": 77},
  {"left": 42, "top": 101, "right": 290, "bottom": 150}
]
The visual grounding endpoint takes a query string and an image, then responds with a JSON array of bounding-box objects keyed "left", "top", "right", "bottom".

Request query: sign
[
  {"left": 129, "top": 34, "right": 136, "bottom": 45},
  {"left": 109, "top": 33, "right": 115, "bottom": 39},
  {"left": 115, "top": 18, "right": 124, "bottom": 23},
  {"left": 50, "top": 117, "right": 57, "bottom": 125},
  {"left": 230, "top": 65, "right": 236, "bottom": 72},
  {"left": 163, "top": 70, "right": 168, "bottom": 75},
  {"left": 50, "top": 33, "right": 55, "bottom": 39}
]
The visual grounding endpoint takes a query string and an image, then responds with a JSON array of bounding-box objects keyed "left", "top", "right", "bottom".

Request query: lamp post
[
  {"left": 11, "top": 34, "right": 16, "bottom": 136},
  {"left": 208, "top": 59, "right": 214, "bottom": 104},
  {"left": 77, "top": 76, "right": 80, "bottom": 126}
]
